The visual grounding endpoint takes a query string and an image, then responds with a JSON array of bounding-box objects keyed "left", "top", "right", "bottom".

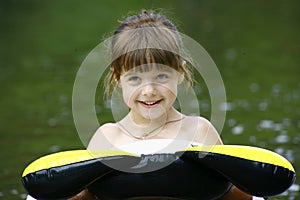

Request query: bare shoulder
[
  {"left": 185, "top": 115, "right": 213, "bottom": 127},
  {"left": 185, "top": 116, "right": 223, "bottom": 145},
  {"left": 87, "top": 123, "right": 120, "bottom": 150},
  {"left": 96, "top": 123, "right": 119, "bottom": 134}
]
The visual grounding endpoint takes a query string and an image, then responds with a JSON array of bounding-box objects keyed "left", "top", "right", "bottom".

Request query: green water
[{"left": 0, "top": 0, "right": 299, "bottom": 199}]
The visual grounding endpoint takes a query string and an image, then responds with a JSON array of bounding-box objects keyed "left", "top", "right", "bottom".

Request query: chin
[{"left": 142, "top": 111, "right": 167, "bottom": 121}]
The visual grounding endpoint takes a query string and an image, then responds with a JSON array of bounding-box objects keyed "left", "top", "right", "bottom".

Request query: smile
[{"left": 138, "top": 100, "right": 162, "bottom": 107}]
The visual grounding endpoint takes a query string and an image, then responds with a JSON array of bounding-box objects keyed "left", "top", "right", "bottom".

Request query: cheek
[
  {"left": 122, "top": 87, "right": 138, "bottom": 107},
  {"left": 162, "top": 83, "right": 178, "bottom": 97},
  {"left": 167, "top": 89, "right": 177, "bottom": 102},
  {"left": 159, "top": 85, "right": 177, "bottom": 104}
]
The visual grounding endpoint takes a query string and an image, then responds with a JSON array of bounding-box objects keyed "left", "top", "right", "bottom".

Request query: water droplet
[
  {"left": 20, "top": 194, "right": 28, "bottom": 199},
  {"left": 48, "top": 118, "right": 58, "bottom": 126},
  {"left": 285, "top": 149, "right": 294, "bottom": 162},
  {"left": 249, "top": 136, "right": 256, "bottom": 143},
  {"left": 284, "top": 93, "right": 292, "bottom": 102},
  {"left": 95, "top": 104, "right": 102, "bottom": 114},
  {"left": 59, "top": 95, "right": 68, "bottom": 104},
  {"left": 274, "top": 134, "right": 290, "bottom": 144},
  {"left": 231, "top": 125, "right": 244, "bottom": 135},
  {"left": 220, "top": 102, "right": 234, "bottom": 111},
  {"left": 10, "top": 189, "right": 18, "bottom": 195},
  {"left": 227, "top": 119, "right": 236, "bottom": 127},
  {"left": 259, "top": 101, "right": 268, "bottom": 111},
  {"left": 258, "top": 120, "right": 274, "bottom": 129},
  {"left": 193, "top": 85, "right": 202, "bottom": 95},
  {"left": 282, "top": 118, "right": 291, "bottom": 127},
  {"left": 293, "top": 135, "right": 300, "bottom": 144},
  {"left": 272, "top": 84, "right": 282, "bottom": 94},
  {"left": 199, "top": 101, "right": 209, "bottom": 111},
  {"left": 292, "top": 90, "right": 299, "bottom": 100},
  {"left": 105, "top": 99, "right": 111, "bottom": 109},
  {"left": 60, "top": 107, "right": 70, "bottom": 117},
  {"left": 289, "top": 184, "right": 300, "bottom": 192},
  {"left": 249, "top": 83, "right": 259, "bottom": 93},
  {"left": 190, "top": 99, "right": 200, "bottom": 108},
  {"left": 225, "top": 48, "right": 237, "bottom": 61},
  {"left": 274, "top": 147, "right": 284, "bottom": 155},
  {"left": 236, "top": 99, "right": 249, "bottom": 109},
  {"left": 272, "top": 84, "right": 282, "bottom": 98},
  {"left": 273, "top": 123, "right": 283, "bottom": 131},
  {"left": 48, "top": 145, "right": 60, "bottom": 153}
]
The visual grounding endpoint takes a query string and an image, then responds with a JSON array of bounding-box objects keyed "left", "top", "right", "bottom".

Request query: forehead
[
  {"left": 114, "top": 48, "right": 181, "bottom": 75},
  {"left": 123, "top": 64, "right": 176, "bottom": 75}
]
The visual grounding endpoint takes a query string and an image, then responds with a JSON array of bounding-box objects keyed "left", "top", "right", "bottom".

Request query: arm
[
  {"left": 218, "top": 186, "right": 252, "bottom": 200},
  {"left": 69, "top": 124, "right": 117, "bottom": 200},
  {"left": 195, "top": 117, "right": 253, "bottom": 200},
  {"left": 68, "top": 189, "right": 99, "bottom": 200}
]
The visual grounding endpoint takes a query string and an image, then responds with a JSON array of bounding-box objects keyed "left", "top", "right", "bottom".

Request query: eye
[
  {"left": 156, "top": 74, "right": 169, "bottom": 81},
  {"left": 128, "top": 76, "right": 141, "bottom": 84}
]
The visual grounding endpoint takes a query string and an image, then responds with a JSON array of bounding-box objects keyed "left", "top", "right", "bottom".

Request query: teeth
[{"left": 144, "top": 101, "right": 156, "bottom": 105}]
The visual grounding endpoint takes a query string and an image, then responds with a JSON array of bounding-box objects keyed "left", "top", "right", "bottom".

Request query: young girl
[{"left": 71, "top": 10, "right": 253, "bottom": 200}]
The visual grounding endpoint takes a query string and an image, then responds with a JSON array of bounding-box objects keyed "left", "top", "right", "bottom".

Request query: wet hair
[{"left": 105, "top": 10, "right": 193, "bottom": 95}]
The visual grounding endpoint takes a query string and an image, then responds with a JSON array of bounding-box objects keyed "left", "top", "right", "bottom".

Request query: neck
[
  {"left": 129, "top": 107, "right": 182, "bottom": 126},
  {"left": 129, "top": 112, "right": 166, "bottom": 128},
  {"left": 118, "top": 107, "right": 184, "bottom": 139}
]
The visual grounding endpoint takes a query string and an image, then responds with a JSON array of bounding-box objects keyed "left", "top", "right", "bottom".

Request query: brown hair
[{"left": 105, "top": 10, "right": 193, "bottom": 95}]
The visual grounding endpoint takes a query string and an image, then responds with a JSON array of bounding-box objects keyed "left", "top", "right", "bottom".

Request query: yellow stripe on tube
[
  {"left": 185, "top": 145, "right": 295, "bottom": 172},
  {"left": 22, "top": 150, "right": 137, "bottom": 177}
]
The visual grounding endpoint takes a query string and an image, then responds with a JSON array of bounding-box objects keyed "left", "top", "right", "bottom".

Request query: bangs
[
  {"left": 104, "top": 11, "right": 194, "bottom": 96},
  {"left": 113, "top": 48, "right": 181, "bottom": 74}
]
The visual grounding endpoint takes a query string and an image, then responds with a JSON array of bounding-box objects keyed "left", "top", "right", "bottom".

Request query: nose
[{"left": 141, "top": 83, "right": 157, "bottom": 96}]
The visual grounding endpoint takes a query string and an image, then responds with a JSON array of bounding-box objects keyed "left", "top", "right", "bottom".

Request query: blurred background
[{"left": 0, "top": 0, "right": 299, "bottom": 199}]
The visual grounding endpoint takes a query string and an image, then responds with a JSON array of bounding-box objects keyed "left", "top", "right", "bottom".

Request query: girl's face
[{"left": 119, "top": 65, "right": 183, "bottom": 122}]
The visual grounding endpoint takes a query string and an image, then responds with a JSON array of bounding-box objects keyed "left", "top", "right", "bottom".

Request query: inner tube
[{"left": 21, "top": 144, "right": 296, "bottom": 200}]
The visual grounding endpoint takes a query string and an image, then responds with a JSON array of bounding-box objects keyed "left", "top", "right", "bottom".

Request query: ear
[
  {"left": 115, "top": 79, "right": 122, "bottom": 88},
  {"left": 178, "top": 73, "right": 184, "bottom": 84},
  {"left": 178, "top": 60, "right": 186, "bottom": 84},
  {"left": 181, "top": 60, "right": 187, "bottom": 68}
]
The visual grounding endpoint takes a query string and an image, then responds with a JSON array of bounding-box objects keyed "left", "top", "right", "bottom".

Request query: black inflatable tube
[
  {"left": 180, "top": 151, "right": 296, "bottom": 197},
  {"left": 22, "top": 155, "right": 140, "bottom": 199},
  {"left": 21, "top": 145, "right": 296, "bottom": 199},
  {"left": 89, "top": 155, "right": 231, "bottom": 200}
]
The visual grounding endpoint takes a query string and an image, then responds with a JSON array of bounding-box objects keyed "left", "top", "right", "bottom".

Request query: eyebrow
[
  {"left": 158, "top": 66, "right": 173, "bottom": 72},
  {"left": 124, "top": 66, "right": 174, "bottom": 77},
  {"left": 123, "top": 72, "right": 137, "bottom": 78}
]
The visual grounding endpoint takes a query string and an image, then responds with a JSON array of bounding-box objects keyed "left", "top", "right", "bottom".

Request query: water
[{"left": 0, "top": 0, "right": 299, "bottom": 199}]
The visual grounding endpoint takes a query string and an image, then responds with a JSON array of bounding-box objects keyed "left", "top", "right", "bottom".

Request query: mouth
[{"left": 138, "top": 100, "right": 162, "bottom": 107}]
